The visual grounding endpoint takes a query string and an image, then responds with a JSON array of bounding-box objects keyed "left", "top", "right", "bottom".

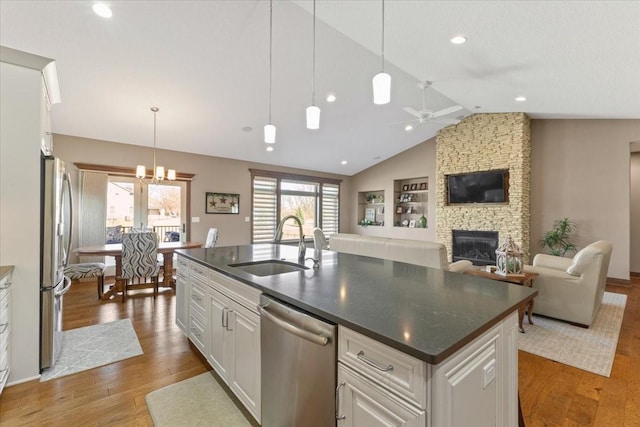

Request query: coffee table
[{"left": 464, "top": 269, "right": 539, "bottom": 333}]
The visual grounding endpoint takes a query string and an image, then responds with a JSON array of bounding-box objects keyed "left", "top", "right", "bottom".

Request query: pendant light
[
  {"left": 306, "top": 0, "right": 320, "bottom": 129},
  {"left": 264, "top": 0, "right": 276, "bottom": 144},
  {"left": 372, "top": 0, "right": 391, "bottom": 105},
  {"left": 136, "top": 107, "right": 176, "bottom": 183}
]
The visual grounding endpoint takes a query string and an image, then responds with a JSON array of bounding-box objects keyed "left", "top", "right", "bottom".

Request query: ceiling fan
[{"left": 401, "top": 81, "right": 463, "bottom": 131}]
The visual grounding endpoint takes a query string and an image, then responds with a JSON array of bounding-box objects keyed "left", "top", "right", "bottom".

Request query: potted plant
[{"left": 539, "top": 217, "right": 577, "bottom": 257}]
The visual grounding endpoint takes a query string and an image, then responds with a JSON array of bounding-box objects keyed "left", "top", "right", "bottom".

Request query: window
[
  {"left": 250, "top": 169, "right": 341, "bottom": 243},
  {"left": 106, "top": 176, "right": 186, "bottom": 240}
]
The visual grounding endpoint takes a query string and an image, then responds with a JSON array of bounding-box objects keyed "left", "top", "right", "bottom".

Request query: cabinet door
[
  {"left": 432, "top": 327, "right": 501, "bottom": 427},
  {"left": 207, "top": 287, "right": 230, "bottom": 380},
  {"left": 337, "top": 364, "right": 425, "bottom": 427},
  {"left": 228, "top": 302, "right": 261, "bottom": 422},
  {"left": 175, "top": 271, "right": 189, "bottom": 334}
]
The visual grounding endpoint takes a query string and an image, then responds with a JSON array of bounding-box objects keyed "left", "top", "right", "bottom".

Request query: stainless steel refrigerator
[{"left": 40, "top": 155, "right": 73, "bottom": 371}]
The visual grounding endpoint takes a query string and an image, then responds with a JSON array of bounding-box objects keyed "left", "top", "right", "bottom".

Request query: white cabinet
[
  {"left": 207, "top": 271, "right": 261, "bottom": 423},
  {"left": 337, "top": 363, "right": 426, "bottom": 427},
  {"left": 179, "top": 260, "right": 262, "bottom": 424},
  {"left": 174, "top": 255, "right": 189, "bottom": 334},
  {"left": 40, "top": 81, "right": 53, "bottom": 155},
  {"left": 432, "top": 311, "right": 519, "bottom": 427},
  {"left": 0, "top": 268, "right": 12, "bottom": 395},
  {"left": 339, "top": 311, "right": 519, "bottom": 427}
]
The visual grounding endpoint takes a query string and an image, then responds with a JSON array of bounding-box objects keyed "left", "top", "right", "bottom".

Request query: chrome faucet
[{"left": 274, "top": 215, "right": 306, "bottom": 263}]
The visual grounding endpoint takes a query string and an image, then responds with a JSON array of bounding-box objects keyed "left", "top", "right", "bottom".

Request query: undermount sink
[{"left": 228, "top": 260, "right": 309, "bottom": 276}]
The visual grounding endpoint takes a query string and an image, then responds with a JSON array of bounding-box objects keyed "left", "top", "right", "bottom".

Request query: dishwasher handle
[{"left": 259, "top": 304, "right": 329, "bottom": 346}]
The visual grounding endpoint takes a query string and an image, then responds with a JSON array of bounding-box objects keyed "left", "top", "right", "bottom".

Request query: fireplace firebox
[{"left": 452, "top": 230, "right": 499, "bottom": 266}]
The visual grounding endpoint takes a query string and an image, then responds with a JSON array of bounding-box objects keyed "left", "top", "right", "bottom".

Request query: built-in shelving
[
  {"left": 394, "top": 178, "right": 428, "bottom": 228},
  {"left": 357, "top": 190, "right": 385, "bottom": 226}
]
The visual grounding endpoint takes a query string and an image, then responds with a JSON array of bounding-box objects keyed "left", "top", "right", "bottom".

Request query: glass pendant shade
[
  {"left": 136, "top": 165, "right": 146, "bottom": 179},
  {"left": 264, "top": 124, "right": 276, "bottom": 143},
  {"left": 167, "top": 169, "right": 176, "bottom": 181},
  {"left": 373, "top": 72, "right": 391, "bottom": 105},
  {"left": 306, "top": 105, "right": 320, "bottom": 129},
  {"left": 155, "top": 166, "right": 165, "bottom": 181}
]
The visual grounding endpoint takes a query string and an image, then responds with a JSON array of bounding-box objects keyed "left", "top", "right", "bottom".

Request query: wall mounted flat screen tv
[{"left": 446, "top": 170, "right": 509, "bottom": 204}]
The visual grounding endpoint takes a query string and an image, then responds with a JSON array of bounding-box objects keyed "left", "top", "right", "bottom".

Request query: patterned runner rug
[
  {"left": 146, "top": 371, "right": 252, "bottom": 426},
  {"left": 518, "top": 291, "right": 626, "bottom": 377},
  {"left": 40, "top": 318, "right": 143, "bottom": 382}
]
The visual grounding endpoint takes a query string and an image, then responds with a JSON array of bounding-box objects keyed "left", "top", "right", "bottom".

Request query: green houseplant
[{"left": 539, "top": 217, "right": 577, "bottom": 257}]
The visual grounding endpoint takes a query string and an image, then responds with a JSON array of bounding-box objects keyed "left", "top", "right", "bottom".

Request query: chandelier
[{"left": 136, "top": 107, "right": 176, "bottom": 183}]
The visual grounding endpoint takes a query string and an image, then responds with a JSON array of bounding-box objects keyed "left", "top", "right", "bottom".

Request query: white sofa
[
  {"left": 524, "top": 240, "right": 613, "bottom": 327},
  {"left": 328, "top": 233, "right": 472, "bottom": 272}
]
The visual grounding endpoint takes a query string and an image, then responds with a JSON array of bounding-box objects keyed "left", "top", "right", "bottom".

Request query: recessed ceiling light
[
  {"left": 515, "top": 96, "right": 527, "bottom": 102},
  {"left": 241, "top": 126, "right": 253, "bottom": 132},
  {"left": 341, "top": 160, "right": 347, "bottom": 165},
  {"left": 326, "top": 94, "right": 336, "bottom": 103},
  {"left": 266, "top": 146, "right": 274, "bottom": 152},
  {"left": 93, "top": 3, "right": 112, "bottom": 18},
  {"left": 405, "top": 124, "right": 414, "bottom": 132},
  {"left": 450, "top": 35, "right": 467, "bottom": 45}
]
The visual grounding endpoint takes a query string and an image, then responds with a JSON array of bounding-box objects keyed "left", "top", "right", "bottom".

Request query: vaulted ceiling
[{"left": 1, "top": 1, "right": 639, "bottom": 175}]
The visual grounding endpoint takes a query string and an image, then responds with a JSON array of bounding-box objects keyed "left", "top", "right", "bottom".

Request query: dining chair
[
  {"left": 64, "top": 262, "right": 106, "bottom": 299},
  {"left": 312, "top": 227, "right": 329, "bottom": 250},
  {"left": 205, "top": 227, "right": 219, "bottom": 248},
  {"left": 120, "top": 231, "right": 160, "bottom": 302}
]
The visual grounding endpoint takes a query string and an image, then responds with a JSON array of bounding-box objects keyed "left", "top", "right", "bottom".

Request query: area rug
[
  {"left": 146, "top": 371, "right": 252, "bottom": 426},
  {"left": 40, "top": 318, "right": 143, "bottom": 382},
  {"left": 518, "top": 291, "right": 626, "bottom": 377}
]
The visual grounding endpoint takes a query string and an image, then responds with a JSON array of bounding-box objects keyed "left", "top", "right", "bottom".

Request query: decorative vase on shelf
[{"left": 418, "top": 215, "right": 427, "bottom": 228}]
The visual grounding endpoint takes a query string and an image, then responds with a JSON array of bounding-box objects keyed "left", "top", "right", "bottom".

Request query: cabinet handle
[
  {"left": 222, "top": 307, "right": 228, "bottom": 328},
  {"left": 189, "top": 327, "right": 201, "bottom": 337},
  {"left": 225, "top": 309, "right": 233, "bottom": 331},
  {"left": 335, "top": 381, "right": 346, "bottom": 421},
  {"left": 0, "top": 281, "right": 11, "bottom": 290},
  {"left": 0, "top": 322, "right": 8, "bottom": 335},
  {"left": 356, "top": 350, "right": 394, "bottom": 372},
  {"left": 191, "top": 294, "right": 202, "bottom": 301}
]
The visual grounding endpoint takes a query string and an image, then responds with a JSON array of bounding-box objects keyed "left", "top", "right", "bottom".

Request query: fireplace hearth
[{"left": 452, "top": 230, "right": 499, "bottom": 266}]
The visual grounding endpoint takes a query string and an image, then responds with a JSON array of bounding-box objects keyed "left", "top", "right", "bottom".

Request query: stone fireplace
[
  {"left": 435, "top": 113, "right": 531, "bottom": 263},
  {"left": 452, "top": 230, "right": 499, "bottom": 266}
]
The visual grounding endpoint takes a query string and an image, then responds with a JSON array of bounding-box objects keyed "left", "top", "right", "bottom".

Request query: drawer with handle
[
  {"left": 189, "top": 261, "right": 210, "bottom": 282},
  {"left": 338, "top": 326, "right": 428, "bottom": 409}
]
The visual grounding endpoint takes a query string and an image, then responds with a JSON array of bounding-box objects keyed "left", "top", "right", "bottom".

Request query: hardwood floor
[
  {"left": 519, "top": 278, "right": 640, "bottom": 427},
  {"left": 0, "top": 282, "right": 209, "bottom": 426},
  {"left": 0, "top": 277, "right": 638, "bottom": 426}
]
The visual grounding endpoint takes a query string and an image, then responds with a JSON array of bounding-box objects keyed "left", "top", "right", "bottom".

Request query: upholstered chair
[
  {"left": 121, "top": 232, "right": 160, "bottom": 302},
  {"left": 312, "top": 227, "right": 329, "bottom": 250},
  {"left": 64, "top": 262, "right": 106, "bottom": 299},
  {"left": 205, "top": 228, "right": 219, "bottom": 248},
  {"left": 524, "top": 240, "right": 613, "bottom": 327}
]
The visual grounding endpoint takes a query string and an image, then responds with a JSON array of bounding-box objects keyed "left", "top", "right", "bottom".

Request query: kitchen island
[{"left": 176, "top": 244, "right": 537, "bottom": 426}]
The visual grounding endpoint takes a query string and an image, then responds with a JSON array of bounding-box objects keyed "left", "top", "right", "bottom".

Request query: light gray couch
[
  {"left": 524, "top": 240, "right": 613, "bottom": 327},
  {"left": 328, "top": 233, "right": 472, "bottom": 272}
]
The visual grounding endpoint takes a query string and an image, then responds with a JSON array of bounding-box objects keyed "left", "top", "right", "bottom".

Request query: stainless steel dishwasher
[{"left": 259, "top": 294, "right": 337, "bottom": 427}]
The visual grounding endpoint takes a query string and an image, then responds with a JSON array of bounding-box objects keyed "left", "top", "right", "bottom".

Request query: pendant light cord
[
  {"left": 152, "top": 108, "right": 157, "bottom": 171},
  {"left": 269, "top": 0, "right": 273, "bottom": 124},
  {"left": 312, "top": 0, "right": 316, "bottom": 105},
  {"left": 381, "top": 0, "right": 385, "bottom": 72}
]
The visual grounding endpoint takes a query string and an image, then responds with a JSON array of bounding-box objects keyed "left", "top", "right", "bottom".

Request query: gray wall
[{"left": 52, "top": 134, "right": 352, "bottom": 259}]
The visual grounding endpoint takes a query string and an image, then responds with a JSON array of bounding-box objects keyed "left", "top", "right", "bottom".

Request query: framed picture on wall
[
  {"left": 206, "top": 192, "right": 239, "bottom": 214},
  {"left": 402, "top": 184, "right": 410, "bottom": 191},
  {"left": 419, "top": 182, "right": 427, "bottom": 190}
]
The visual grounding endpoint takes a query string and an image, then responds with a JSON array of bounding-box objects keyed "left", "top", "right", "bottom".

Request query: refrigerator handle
[
  {"left": 63, "top": 172, "right": 73, "bottom": 267},
  {"left": 55, "top": 276, "right": 72, "bottom": 297}
]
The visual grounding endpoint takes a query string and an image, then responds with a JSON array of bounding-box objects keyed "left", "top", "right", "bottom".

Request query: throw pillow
[{"left": 566, "top": 245, "right": 598, "bottom": 276}]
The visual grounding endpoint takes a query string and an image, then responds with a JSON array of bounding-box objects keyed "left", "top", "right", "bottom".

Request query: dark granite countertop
[{"left": 177, "top": 244, "right": 537, "bottom": 365}]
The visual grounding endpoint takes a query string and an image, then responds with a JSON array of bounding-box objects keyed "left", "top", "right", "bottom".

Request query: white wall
[
  {"left": 530, "top": 119, "right": 640, "bottom": 280},
  {"left": 630, "top": 150, "right": 640, "bottom": 273},
  {"left": 0, "top": 62, "right": 43, "bottom": 384}
]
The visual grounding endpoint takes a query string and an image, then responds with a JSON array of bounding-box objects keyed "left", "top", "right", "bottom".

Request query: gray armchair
[{"left": 524, "top": 240, "right": 613, "bottom": 327}]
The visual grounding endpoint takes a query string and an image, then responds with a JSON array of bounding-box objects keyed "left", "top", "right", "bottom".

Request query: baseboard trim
[{"left": 630, "top": 271, "right": 640, "bottom": 278}]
